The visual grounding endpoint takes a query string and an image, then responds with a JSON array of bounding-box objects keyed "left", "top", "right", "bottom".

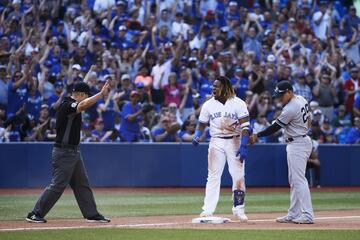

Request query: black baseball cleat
[
  {"left": 86, "top": 214, "right": 111, "bottom": 223},
  {"left": 26, "top": 212, "right": 47, "bottom": 223}
]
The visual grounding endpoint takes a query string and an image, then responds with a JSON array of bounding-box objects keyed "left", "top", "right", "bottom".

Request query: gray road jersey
[{"left": 275, "top": 95, "right": 310, "bottom": 138}]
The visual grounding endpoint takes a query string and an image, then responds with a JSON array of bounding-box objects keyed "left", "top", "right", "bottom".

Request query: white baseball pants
[{"left": 202, "top": 137, "right": 245, "bottom": 214}]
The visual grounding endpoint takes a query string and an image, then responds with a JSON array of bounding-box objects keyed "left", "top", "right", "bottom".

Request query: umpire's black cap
[
  {"left": 272, "top": 81, "right": 293, "bottom": 98},
  {"left": 73, "top": 82, "right": 91, "bottom": 96}
]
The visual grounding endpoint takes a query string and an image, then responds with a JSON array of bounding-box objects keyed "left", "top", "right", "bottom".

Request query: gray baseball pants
[
  {"left": 33, "top": 146, "right": 99, "bottom": 218},
  {"left": 286, "top": 136, "right": 314, "bottom": 220}
]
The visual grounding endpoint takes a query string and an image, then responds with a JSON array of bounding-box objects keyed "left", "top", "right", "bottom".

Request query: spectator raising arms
[
  {"left": 119, "top": 90, "right": 143, "bottom": 142},
  {"left": 0, "top": 0, "right": 359, "bottom": 144}
]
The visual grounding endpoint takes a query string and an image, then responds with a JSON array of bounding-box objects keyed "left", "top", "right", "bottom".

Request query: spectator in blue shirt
[
  {"left": 138, "top": 118, "right": 152, "bottom": 142},
  {"left": 151, "top": 115, "right": 180, "bottom": 142},
  {"left": 91, "top": 118, "right": 110, "bottom": 142},
  {"left": 6, "top": 123, "right": 21, "bottom": 142},
  {"left": 51, "top": 20, "right": 67, "bottom": 40},
  {"left": 199, "top": 71, "right": 215, "bottom": 103},
  {"left": 354, "top": 94, "right": 360, "bottom": 118},
  {"left": 216, "top": 0, "right": 227, "bottom": 27},
  {"left": 111, "top": 25, "right": 132, "bottom": 50},
  {"left": 293, "top": 72, "right": 313, "bottom": 102},
  {"left": 178, "top": 119, "right": 196, "bottom": 142},
  {"left": 47, "top": 81, "right": 66, "bottom": 117},
  {"left": 7, "top": 71, "right": 29, "bottom": 117},
  {"left": 113, "top": 74, "right": 133, "bottom": 104},
  {"left": 3, "top": 108, "right": 24, "bottom": 142},
  {"left": 231, "top": 67, "right": 248, "bottom": 100},
  {"left": 342, "top": 6, "right": 360, "bottom": 36},
  {"left": 151, "top": 25, "right": 170, "bottom": 51},
  {"left": 332, "top": 105, "right": 352, "bottom": 128},
  {"left": 345, "top": 117, "right": 360, "bottom": 144},
  {"left": 26, "top": 80, "right": 42, "bottom": 121},
  {"left": 242, "top": 13, "right": 264, "bottom": 61},
  {"left": 225, "top": 1, "right": 241, "bottom": 25},
  {"left": 97, "top": 81, "right": 120, "bottom": 131},
  {"left": 119, "top": 90, "right": 143, "bottom": 142},
  {"left": 0, "top": 65, "right": 8, "bottom": 107},
  {"left": 112, "top": 1, "right": 128, "bottom": 25}
]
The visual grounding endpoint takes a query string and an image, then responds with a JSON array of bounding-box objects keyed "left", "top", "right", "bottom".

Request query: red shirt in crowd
[{"left": 343, "top": 78, "right": 360, "bottom": 112}]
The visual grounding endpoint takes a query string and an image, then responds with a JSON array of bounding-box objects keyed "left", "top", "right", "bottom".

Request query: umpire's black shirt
[{"left": 55, "top": 97, "right": 82, "bottom": 145}]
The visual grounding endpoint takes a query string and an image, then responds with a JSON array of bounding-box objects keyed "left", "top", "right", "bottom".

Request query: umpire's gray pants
[{"left": 33, "top": 147, "right": 99, "bottom": 218}]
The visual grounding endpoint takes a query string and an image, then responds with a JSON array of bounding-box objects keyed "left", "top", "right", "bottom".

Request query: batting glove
[
  {"left": 237, "top": 134, "right": 249, "bottom": 163},
  {"left": 236, "top": 145, "right": 247, "bottom": 163}
]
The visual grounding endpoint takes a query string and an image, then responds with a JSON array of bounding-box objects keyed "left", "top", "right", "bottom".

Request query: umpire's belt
[
  {"left": 54, "top": 143, "right": 79, "bottom": 150},
  {"left": 285, "top": 135, "right": 307, "bottom": 143},
  {"left": 216, "top": 135, "right": 240, "bottom": 139}
]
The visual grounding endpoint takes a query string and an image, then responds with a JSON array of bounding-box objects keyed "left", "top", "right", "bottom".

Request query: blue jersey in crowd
[
  {"left": 152, "top": 127, "right": 177, "bottom": 142},
  {"left": 345, "top": 127, "right": 360, "bottom": 144},
  {"left": 26, "top": 91, "right": 42, "bottom": 120},
  {"left": 97, "top": 98, "right": 116, "bottom": 131},
  {"left": 199, "top": 77, "right": 213, "bottom": 103},
  {"left": 8, "top": 129, "right": 21, "bottom": 142},
  {"left": 354, "top": 95, "right": 360, "bottom": 110},
  {"left": 0, "top": 78, "right": 8, "bottom": 106},
  {"left": 230, "top": 76, "right": 249, "bottom": 100},
  {"left": 7, "top": 82, "right": 28, "bottom": 116},
  {"left": 120, "top": 101, "right": 142, "bottom": 142},
  {"left": 47, "top": 93, "right": 60, "bottom": 117},
  {"left": 91, "top": 129, "right": 107, "bottom": 142}
]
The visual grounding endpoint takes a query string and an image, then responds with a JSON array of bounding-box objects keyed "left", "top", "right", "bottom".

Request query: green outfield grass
[
  {"left": 1, "top": 190, "right": 360, "bottom": 240},
  {"left": 1, "top": 229, "right": 360, "bottom": 240},
  {"left": 0, "top": 190, "right": 359, "bottom": 220}
]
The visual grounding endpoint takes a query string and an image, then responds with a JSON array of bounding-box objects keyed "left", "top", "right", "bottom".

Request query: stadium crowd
[{"left": 0, "top": 0, "right": 359, "bottom": 144}]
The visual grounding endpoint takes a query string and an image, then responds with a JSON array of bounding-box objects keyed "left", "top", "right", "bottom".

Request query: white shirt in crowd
[
  {"left": 158, "top": 0, "right": 192, "bottom": 13},
  {"left": 151, "top": 60, "right": 172, "bottom": 89},
  {"left": 312, "top": 11, "right": 331, "bottom": 41},
  {"left": 172, "top": 21, "right": 190, "bottom": 39},
  {"left": 189, "top": 35, "right": 205, "bottom": 50},
  {"left": 25, "top": 43, "right": 39, "bottom": 56},
  {"left": 199, "top": 0, "right": 217, "bottom": 17},
  {"left": 93, "top": 0, "right": 115, "bottom": 14}
]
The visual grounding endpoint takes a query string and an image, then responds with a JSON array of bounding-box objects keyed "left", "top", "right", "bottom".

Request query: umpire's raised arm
[{"left": 75, "top": 81, "right": 110, "bottom": 113}]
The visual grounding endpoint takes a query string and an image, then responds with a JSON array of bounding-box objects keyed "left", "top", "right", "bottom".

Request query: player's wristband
[
  {"left": 241, "top": 135, "right": 249, "bottom": 146},
  {"left": 194, "top": 129, "right": 203, "bottom": 138},
  {"left": 246, "top": 126, "right": 253, "bottom": 134}
]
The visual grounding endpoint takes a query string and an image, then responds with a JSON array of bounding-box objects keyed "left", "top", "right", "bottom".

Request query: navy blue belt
[
  {"left": 286, "top": 135, "right": 307, "bottom": 143},
  {"left": 54, "top": 143, "right": 79, "bottom": 150},
  {"left": 216, "top": 135, "right": 240, "bottom": 139}
]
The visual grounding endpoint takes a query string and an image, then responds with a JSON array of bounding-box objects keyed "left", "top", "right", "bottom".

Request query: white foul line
[
  {"left": 230, "top": 215, "right": 360, "bottom": 223},
  {"left": 1, "top": 215, "right": 360, "bottom": 232},
  {"left": 0, "top": 222, "right": 186, "bottom": 232}
]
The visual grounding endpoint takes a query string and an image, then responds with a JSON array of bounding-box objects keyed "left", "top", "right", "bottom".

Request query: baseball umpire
[
  {"left": 26, "top": 81, "right": 111, "bottom": 223},
  {"left": 251, "top": 81, "right": 314, "bottom": 224}
]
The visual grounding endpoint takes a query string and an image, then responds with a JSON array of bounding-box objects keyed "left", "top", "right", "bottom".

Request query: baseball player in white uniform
[
  {"left": 251, "top": 81, "right": 314, "bottom": 224},
  {"left": 192, "top": 76, "right": 251, "bottom": 222}
]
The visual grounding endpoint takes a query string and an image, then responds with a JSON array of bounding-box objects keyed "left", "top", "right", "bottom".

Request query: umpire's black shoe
[
  {"left": 86, "top": 214, "right": 111, "bottom": 223},
  {"left": 26, "top": 212, "right": 47, "bottom": 223}
]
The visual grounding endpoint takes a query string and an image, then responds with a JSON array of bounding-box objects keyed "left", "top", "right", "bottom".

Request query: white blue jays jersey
[{"left": 199, "top": 96, "right": 249, "bottom": 137}]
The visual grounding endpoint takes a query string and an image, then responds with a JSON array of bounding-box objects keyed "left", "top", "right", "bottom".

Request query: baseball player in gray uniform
[{"left": 251, "top": 81, "right": 314, "bottom": 224}]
